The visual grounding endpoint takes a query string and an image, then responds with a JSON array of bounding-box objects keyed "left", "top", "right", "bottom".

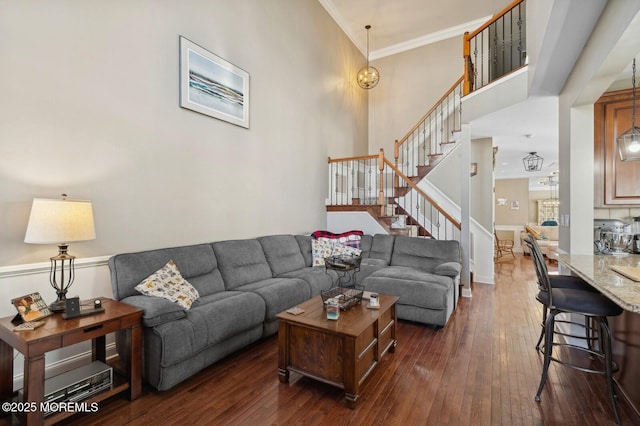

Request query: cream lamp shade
[
  {"left": 24, "top": 197, "right": 96, "bottom": 312},
  {"left": 24, "top": 198, "right": 96, "bottom": 244}
]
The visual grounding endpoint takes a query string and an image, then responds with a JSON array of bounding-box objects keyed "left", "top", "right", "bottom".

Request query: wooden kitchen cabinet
[{"left": 594, "top": 88, "right": 640, "bottom": 207}]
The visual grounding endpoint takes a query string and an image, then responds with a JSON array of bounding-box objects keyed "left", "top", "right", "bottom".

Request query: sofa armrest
[
  {"left": 434, "top": 261, "right": 462, "bottom": 277},
  {"left": 121, "top": 295, "right": 186, "bottom": 327}
]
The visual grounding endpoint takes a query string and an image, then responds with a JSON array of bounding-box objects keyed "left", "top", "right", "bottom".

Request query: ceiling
[
  {"left": 319, "top": 0, "right": 505, "bottom": 58},
  {"left": 319, "top": 0, "right": 638, "bottom": 191}
]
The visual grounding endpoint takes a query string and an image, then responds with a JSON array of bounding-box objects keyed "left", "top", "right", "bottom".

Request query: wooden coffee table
[{"left": 276, "top": 293, "right": 398, "bottom": 408}]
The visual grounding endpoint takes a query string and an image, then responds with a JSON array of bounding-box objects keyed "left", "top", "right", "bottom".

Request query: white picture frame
[{"left": 179, "top": 36, "right": 250, "bottom": 128}]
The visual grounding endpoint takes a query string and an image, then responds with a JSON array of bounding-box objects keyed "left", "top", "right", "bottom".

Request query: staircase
[
  {"left": 327, "top": 77, "right": 464, "bottom": 239},
  {"left": 327, "top": 0, "right": 525, "bottom": 242}
]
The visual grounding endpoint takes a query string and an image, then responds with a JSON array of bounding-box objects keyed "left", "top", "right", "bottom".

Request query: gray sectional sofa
[{"left": 108, "top": 234, "right": 461, "bottom": 391}]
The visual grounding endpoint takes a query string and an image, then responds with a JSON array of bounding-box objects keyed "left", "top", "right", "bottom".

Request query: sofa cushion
[
  {"left": 279, "top": 267, "right": 336, "bottom": 296},
  {"left": 258, "top": 235, "right": 307, "bottom": 275},
  {"left": 367, "top": 234, "right": 395, "bottom": 264},
  {"left": 109, "top": 244, "right": 224, "bottom": 300},
  {"left": 121, "top": 295, "right": 186, "bottom": 327},
  {"left": 295, "top": 235, "right": 313, "bottom": 266},
  {"left": 155, "top": 291, "right": 265, "bottom": 367},
  {"left": 354, "top": 257, "right": 389, "bottom": 285},
  {"left": 435, "top": 262, "right": 462, "bottom": 278},
  {"left": 525, "top": 225, "right": 541, "bottom": 240},
  {"left": 537, "top": 225, "right": 558, "bottom": 241},
  {"left": 135, "top": 260, "right": 200, "bottom": 310},
  {"left": 235, "top": 277, "right": 310, "bottom": 321},
  {"left": 525, "top": 224, "right": 559, "bottom": 241},
  {"left": 213, "top": 239, "right": 273, "bottom": 290},
  {"left": 364, "top": 266, "right": 453, "bottom": 310},
  {"left": 361, "top": 257, "right": 388, "bottom": 267},
  {"left": 390, "top": 236, "right": 460, "bottom": 271},
  {"left": 359, "top": 235, "right": 373, "bottom": 253}
]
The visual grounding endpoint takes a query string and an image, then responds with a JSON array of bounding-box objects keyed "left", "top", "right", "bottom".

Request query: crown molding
[
  {"left": 318, "top": 0, "right": 493, "bottom": 60},
  {"left": 318, "top": 0, "right": 362, "bottom": 54},
  {"left": 369, "top": 15, "right": 493, "bottom": 60}
]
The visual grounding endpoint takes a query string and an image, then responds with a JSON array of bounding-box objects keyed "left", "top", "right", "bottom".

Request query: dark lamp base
[{"left": 49, "top": 299, "right": 67, "bottom": 313}]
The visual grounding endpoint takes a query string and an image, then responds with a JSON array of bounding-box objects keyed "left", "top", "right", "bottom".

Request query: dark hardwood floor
[{"left": 14, "top": 254, "right": 640, "bottom": 425}]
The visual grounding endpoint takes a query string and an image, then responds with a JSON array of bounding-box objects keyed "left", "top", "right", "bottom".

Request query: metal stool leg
[
  {"left": 536, "top": 311, "right": 556, "bottom": 402},
  {"left": 536, "top": 306, "right": 548, "bottom": 351},
  {"left": 599, "top": 318, "right": 621, "bottom": 425}
]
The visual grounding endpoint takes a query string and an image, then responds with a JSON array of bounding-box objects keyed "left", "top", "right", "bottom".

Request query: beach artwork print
[{"left": 180, "top": 36, "right": 249, "bottom": 128}]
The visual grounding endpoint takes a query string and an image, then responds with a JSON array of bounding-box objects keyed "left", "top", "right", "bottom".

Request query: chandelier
[
  {"left": 523, "top": 152, "right": 544, "bottom": 172},
  {"left": 357, "top": 25, "right": 379, "bottom": 89},
  {"left": 617, "top": 58, "right": 640, "bottom": 161},
  {"left": 538, "top": 175, "right": 559, "bottom": 201}
]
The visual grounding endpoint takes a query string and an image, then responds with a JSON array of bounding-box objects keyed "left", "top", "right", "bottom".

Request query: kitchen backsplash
[{"left": 594, "top": 207, "right": 640, "bottom": 223}]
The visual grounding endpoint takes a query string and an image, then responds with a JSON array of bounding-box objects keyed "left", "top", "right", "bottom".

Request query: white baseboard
[{"left": 473, "top": 273, "right": 495, "bottom": 284}]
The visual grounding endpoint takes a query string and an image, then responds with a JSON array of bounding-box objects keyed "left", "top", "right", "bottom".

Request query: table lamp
[{"left": 24, "top": 195, "right": 96, "bottom": 312}]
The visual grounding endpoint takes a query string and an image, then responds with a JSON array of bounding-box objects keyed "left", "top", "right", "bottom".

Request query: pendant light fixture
[
  {"left": 357, "top": 25, "right": 379, "bottom": 89},
  {"left": 617, "top": 58, "right": 640, "bottom": 161},
  {"left": 543, "top": 175, "right": 559, "bottom": 201},
  {"left": 523, "top": 152, "right": 544, "bottom": 172}
]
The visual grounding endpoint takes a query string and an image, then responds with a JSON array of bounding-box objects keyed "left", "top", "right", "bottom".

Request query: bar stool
[
  {"left": 526, "top": 238, "right": 624, "bottom": 424},
  {"left": 525, "top": 234, "right": 600, "bottom": 350}
]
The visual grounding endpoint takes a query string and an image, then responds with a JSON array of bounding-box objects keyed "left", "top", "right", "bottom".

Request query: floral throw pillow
[
  {"left": 330, "top": 243, "right": 362, "bottom": 257},
  {"left": 135, "top": 260, "right": 199, "bottom": 310},
  {"left": 312, "top": 239, "right": 334, "bottom": 267},
  {"left": 312, "top": 239, "right": 362, "bottom": 267}
]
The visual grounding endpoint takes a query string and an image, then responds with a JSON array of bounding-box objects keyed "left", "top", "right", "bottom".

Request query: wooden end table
[
  {"left": 0, "top": 298, "right": 143, "bottom": 425},
  {"left": 276, "top": 293, "right": 398, "bottom": 408}
]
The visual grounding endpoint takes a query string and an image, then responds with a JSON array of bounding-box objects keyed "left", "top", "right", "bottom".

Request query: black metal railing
[{"left": 464, "top": 0, "right": 526, "bottom": 95}]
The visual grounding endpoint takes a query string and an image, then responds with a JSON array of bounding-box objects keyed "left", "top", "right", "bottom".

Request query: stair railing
[
  {"left": 327, "top": 149, "right": 391, "bottom": 216},
  {"left": 383, "top": 157, "right": 461, "bottom": 240},
  {"left": 394, "top": 76, "right": 464, "bottom": 180},
  {"left": 327, "top": 150, "right": 461, "bottom": 239},
  {"left": 463, "top": 0, "right": 526, "bottom": 95}
]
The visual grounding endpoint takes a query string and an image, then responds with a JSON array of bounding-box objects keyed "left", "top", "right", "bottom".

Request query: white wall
[
  {"left": 470, "top": 138, "right": 494, "bottom": 231},
  {"left": 494, "top": 178, "right": 530, "bottom": 226},
  {"left": 367, "top": 37, "right": 462, "bottom": 155},
  {"left": 327, "top": 211, "right": 387, "bottom": 235},
  {"left": 0, "top": 0, "right": 368, "bottom": 268}
]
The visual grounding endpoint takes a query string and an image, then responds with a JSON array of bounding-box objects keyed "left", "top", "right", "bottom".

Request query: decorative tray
[{"left": 320, "top": 285, "right": 364, "bottom": 311}]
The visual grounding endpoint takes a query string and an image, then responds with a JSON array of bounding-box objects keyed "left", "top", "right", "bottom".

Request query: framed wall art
[{"left": 179, "top": 36, "right": 250, "bottom": 128}]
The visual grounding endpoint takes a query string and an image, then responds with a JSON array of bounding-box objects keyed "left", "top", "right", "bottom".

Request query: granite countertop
[{"left": 557, "top": 253, "right": 640, "bottom": 313}]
